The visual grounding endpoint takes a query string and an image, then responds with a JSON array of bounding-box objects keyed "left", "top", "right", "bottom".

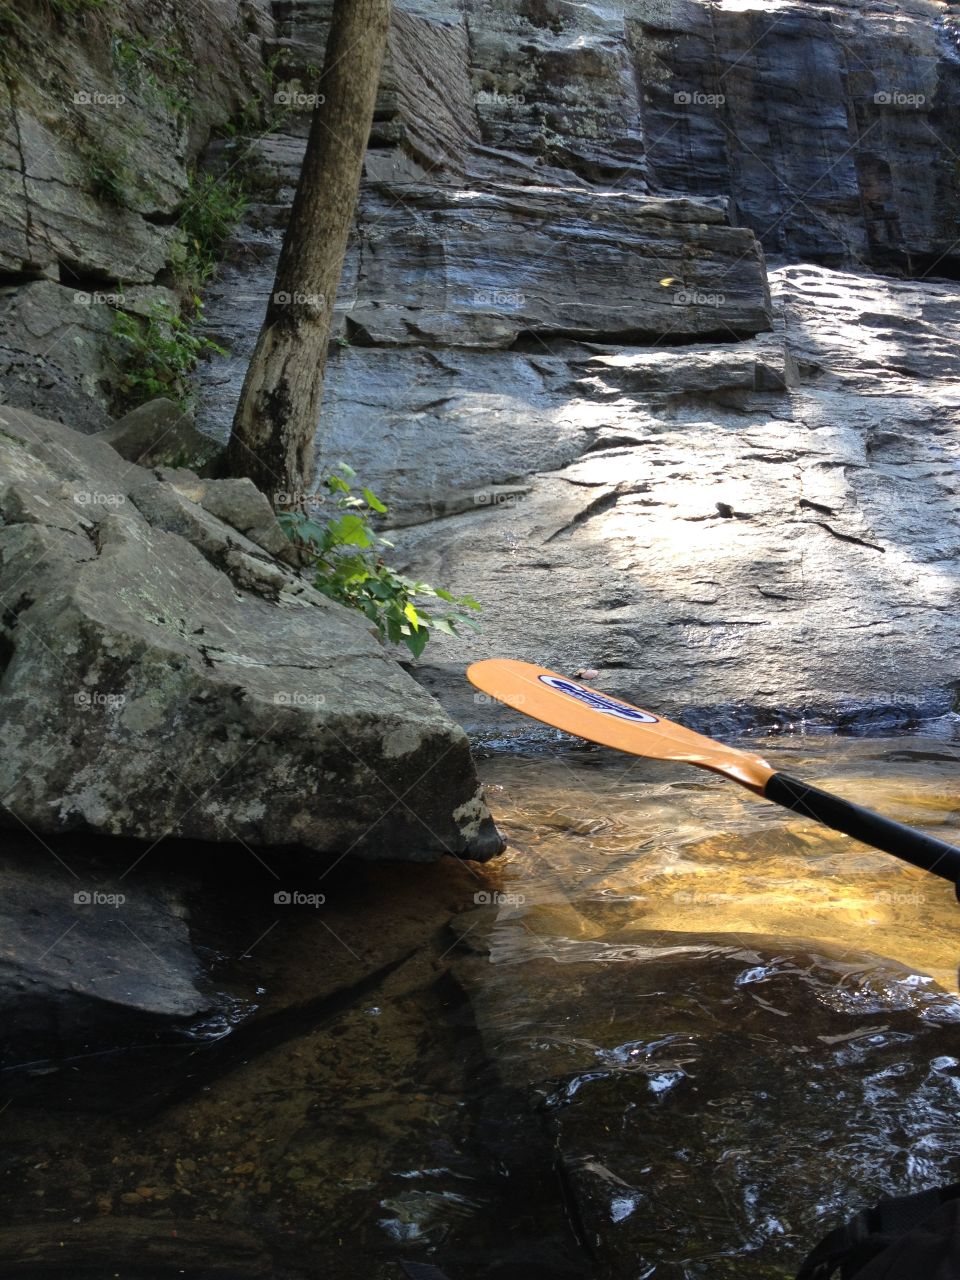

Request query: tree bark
[{"left": 224, "top": 0, "right": 392, "bottom": 505}]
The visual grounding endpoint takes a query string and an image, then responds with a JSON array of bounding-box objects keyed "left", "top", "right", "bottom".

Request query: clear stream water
[
  {"left": 477, "top": 727, "right": 960, "bottom": 991},
  {"left": 462, "top": 727, "right": 960, "bottom": 1276},
  {"left": 3, "top": 726, "right": 960, "bottom": 1279}
]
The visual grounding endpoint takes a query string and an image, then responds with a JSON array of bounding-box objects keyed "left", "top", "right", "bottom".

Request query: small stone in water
[{"left": 574, "top": 668, "right": 599, "bottom": 681}]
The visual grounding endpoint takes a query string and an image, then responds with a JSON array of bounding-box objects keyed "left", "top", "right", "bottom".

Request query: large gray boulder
[{"left": 0, "top": 406, "right": 501, "bottom": 861}]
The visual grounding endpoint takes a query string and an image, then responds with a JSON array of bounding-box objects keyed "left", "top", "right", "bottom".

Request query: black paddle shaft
[{"left": 765, "top": 772, "right": 960, "bottom": 888}]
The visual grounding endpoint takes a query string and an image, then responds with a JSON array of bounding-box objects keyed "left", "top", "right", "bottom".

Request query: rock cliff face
[
  {"left": 2, "top": 0, "right": 960, "bottom": 728},
  {"left": 0, "top": 0, "right": 273, "bottom": 429},
  {"left": 253, "top": 0, "right": 960, "bottom": 264},
  {"left": 192, "top": 0, "right": 960, "bottom": 729}
]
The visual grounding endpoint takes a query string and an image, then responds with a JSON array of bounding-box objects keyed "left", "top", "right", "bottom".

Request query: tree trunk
[{"left": 224, "top": 0, "right": 392, "bottom": 505}]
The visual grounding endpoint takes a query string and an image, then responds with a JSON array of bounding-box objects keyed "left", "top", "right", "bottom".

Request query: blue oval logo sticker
[{"left": 539, "top": 675, "right": 659, "bottom": 724}]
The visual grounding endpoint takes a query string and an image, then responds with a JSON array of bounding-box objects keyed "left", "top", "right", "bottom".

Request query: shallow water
[
  {"left": 476, "top": 728, "right": 960, "bottom": 989},
  {"left": 2, "top": 728, "right": 960, "bottom": 1278},
  {"left": 462, "top": 727, "right": 960, "bottom": 1276}
]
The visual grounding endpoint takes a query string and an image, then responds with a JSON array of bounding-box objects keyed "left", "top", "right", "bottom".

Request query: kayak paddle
[{"left": 466, "top": 658, "right": 960, "bottom": 891}]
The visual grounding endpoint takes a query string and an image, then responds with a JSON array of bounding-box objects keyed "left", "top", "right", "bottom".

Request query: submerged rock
[
  {"left": 0, "top": 407, "right": 501, "bottom": 862},
  {"left": 454, "top": 926, "right": 960, "bottom": 1279},
  {"left": 0, "top": 834, "right": 212, "bottom": 1075}
]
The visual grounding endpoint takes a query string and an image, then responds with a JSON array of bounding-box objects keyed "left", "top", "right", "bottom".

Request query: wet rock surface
[
  {"left": 394, "top": 264, "right": 960, "bottom": 734},
  {"left": 0, "top": 833, "right": 213, "bottom": 1074},
  {"left": 0, "top": 406, "right": 500, "bottom": 861}
]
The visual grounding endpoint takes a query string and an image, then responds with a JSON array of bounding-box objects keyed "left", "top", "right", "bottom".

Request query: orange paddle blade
[{"left": 466, "top": 659, "right": 775, "bottom": 794}]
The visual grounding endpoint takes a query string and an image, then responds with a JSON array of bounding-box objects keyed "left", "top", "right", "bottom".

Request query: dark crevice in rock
[
  {"left": 56, "top": 259, "right": 123, "bottom": 289},
  {"left": 808, "top": 519, "right": 885, "bottom": 553},
  {"left": 0, "top": 267, "right": 47, "bottom": 287},
  {"left": 868, "top": 249, "right": 960, "bottom": 283},
  {"left": 141, "top": 207, "right": 182, "bottom": 227},
  {"left": 0, "top": 630, "right": 15, "bottom": 678},
  {"left": 509, "top": 326, "right": 760, "bottom": 352},
  {"left": 82, "top": 522, "right": 104, "bottom": 555},
  {"left": 544, "top": 489, "right": 620, "bottom": 542},
  {"left": 1, "top": 592, "right": 34, "bottom": 668},
  {"left": 4, "top": 69, "right": 38, "bottom": 267}
]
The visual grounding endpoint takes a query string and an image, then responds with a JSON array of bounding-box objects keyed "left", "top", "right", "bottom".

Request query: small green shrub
[
  {"left": 279, "top": 467, "right": 481, "bottom": 658},
  {"left": 112, "top": 35, "right": 194, "bottom": 117},
  {"left": 109, "top": 300, "right": 226, "bottom": 411},
  {"left": 178, "top": 171, "right": 248, "bottom": 286},
  {"left": 86, "top": 147, "right": 131, "bottom": 205}
]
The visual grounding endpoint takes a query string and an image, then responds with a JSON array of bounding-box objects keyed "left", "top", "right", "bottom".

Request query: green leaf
[
  {"left": 286, "top": 464, "right": 481, "bottom": 657},
  {"left": 430, "top": 617, "right": 458, "bottom": 636},
  {"left": 362, "top": 487, "right": 388, "bottom": 514},
  {"left": 403, "top": 625, "right": 429, "bottom": 658},
  {"left": 328, "top": 513, "right": 374, "bottom": 547}
]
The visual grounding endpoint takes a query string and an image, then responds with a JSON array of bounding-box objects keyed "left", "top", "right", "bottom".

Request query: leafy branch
[{"left": 278, "top": 466, "right": 481, "bottom": 658}]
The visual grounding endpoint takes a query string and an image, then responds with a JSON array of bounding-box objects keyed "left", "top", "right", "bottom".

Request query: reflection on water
[
  {"left": 460, "top": 728, "right": 960, "bottom": 1276},
  {"left": 476, "top": 730, "right": 960, "bottom": 989}
]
